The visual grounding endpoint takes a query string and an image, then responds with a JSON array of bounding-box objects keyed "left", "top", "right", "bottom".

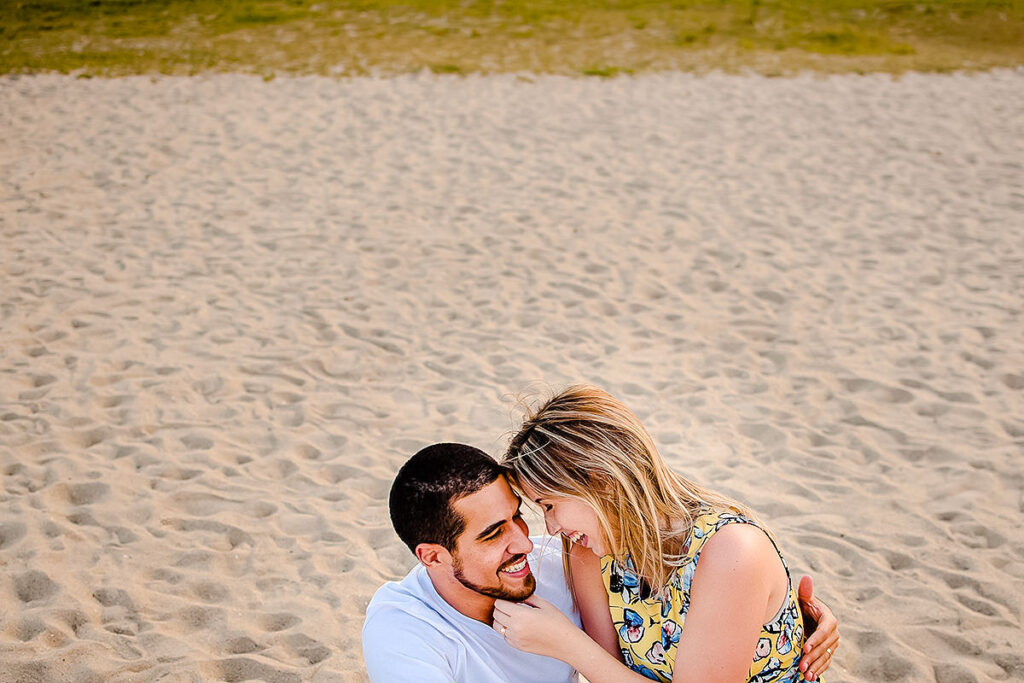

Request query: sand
[{"left": 1, "top": 69, "right": 1022, "bottom": 682}]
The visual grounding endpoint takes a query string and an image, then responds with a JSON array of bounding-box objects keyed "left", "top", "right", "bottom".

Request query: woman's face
[{"left": 522, "top": 483, "right": 607, "bottom": 556}]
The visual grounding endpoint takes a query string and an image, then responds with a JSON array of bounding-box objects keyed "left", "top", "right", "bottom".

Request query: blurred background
[{"left": 3, "top": 0, "right": 1023, "bottom": 77}]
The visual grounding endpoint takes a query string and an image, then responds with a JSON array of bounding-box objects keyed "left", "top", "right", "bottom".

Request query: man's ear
[{"left": 415, "top": 543, "right": 451, "bottom": 568}]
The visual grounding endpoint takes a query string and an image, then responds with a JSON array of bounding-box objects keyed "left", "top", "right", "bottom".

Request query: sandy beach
[{"left": 1, "top": 70, "right": 1023, "bottom": 682}]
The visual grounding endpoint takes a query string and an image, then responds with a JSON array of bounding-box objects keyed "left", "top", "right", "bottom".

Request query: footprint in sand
[
  {"left": 292, "top": 443, "right": 323, "bottom": 461},
  {"left": 164, "top": 519, "right": 254, "bottom": 550},
  {"left": 168, "top": 491, "right": 239, "bottom": 516},
  {"left": 158, "top": 466, "right": 203, "bottom": 481},
  {"left": 246, "top": 501, "right": 277, "bottom": 518},
  {"left": 65, "top": 427, "right": 114, "bottom": 450},
  {"left": 208, "top": 658, "right": 301, "bottom": 683},
  {"left": 176, "top": 605, "right": 224, "bottom": 632},
  {"left": 260, "top": 612, "right": 301, "bottom": 633},
  {"left": 94, "top": 586, "right": 145, "bottom": 635},
  {"left": 1002, "top": 373, "right": 1024, "bottom": 390},
  {"left": 14, "top": 570, "right": 60, "bottom": 604},
  {"left": 284, "top": 632, "right": 332, "bottom": 665},
  {"left": 61, "top": 481, "right": 111, "bottom": 506},
  {"left": 98, "top": 394, "right": 131, "bottom": 408},
  {"left": 933, "top": 662, "right": 980, "bottom": 683},
  {"left": 13, "top": 616, "right": 48, "bottom": 642},
  {"left": 951, "top": 522, "right": 1006, "bottom": 550},
  {"left": 738, "top": 422, "right": 787, "bottom": 449},
  {"left": 0, "top": 521, "right": 27, "bottom": 550},
  {"left": 180, "top": 434, "right": 214, "bottom": 450},
  {"left": 935, "top": 569, "right": 1018, "bottom": 616},
  {"left": 222, "top": 634, "right": 263, "bottom": 655},
  {"left": 883, "top": 551, "right": 916, "bottom": 571},
  {"left": 320, "top": 463, "right": 362, "bottom": 484},
  {"left": 850, "top": 629, "right": 919, "bottom": 679},
  {"left": 840, "top": 378, "right": 915, "bottom": 404},
  {"left": 955, "top": 593, "right": 1001, "bottom": 618},
  {"left": 191, "top": 580, "right": 231, "bottom": 604}
]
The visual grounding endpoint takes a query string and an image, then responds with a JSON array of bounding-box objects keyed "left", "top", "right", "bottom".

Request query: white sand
[{"left": 1, "top": 70, "right": 1022, "bottom": 682}]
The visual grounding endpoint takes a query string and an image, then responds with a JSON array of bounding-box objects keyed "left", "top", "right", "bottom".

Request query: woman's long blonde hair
[{"left": 503, "top": 385, "right": 755, "bottom": 591}]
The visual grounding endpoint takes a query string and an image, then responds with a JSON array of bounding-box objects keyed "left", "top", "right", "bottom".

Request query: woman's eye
[{"left": 544, "top": 504, "right": 553, "bottom": 512}]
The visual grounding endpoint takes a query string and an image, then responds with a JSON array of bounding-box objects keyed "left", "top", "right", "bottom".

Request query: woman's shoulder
[
  {"left": 694, "top": 505, "right": 757, "bottom": 529},
  {"left": 662, "top": 507, "right": 778, "bottom": 593},
  {"left": 681, "top": 506, "right": 758, "bottom": 554}
]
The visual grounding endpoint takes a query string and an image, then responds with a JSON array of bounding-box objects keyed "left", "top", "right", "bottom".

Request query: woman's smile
[{"left": 565, "top": 530, "right": 587, "bottom": 547}]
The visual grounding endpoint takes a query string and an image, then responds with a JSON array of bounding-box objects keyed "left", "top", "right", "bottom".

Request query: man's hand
[{"left": 796, "top": 575, "right": 840, "bottom": 681}]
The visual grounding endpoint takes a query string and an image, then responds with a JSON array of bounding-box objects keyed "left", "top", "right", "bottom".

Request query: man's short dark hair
[{"left": 390, "top": 443, "right": 506, "bottom": 553}]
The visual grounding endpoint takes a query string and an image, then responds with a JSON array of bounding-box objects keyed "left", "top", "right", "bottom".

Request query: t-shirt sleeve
[{"left": 363, "top": 611, "right": 457, "bottom": 682}]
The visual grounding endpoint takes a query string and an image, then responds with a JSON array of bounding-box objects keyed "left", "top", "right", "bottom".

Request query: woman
[{"left": 492, "top": 385, "right": 837, "bottom": 682}]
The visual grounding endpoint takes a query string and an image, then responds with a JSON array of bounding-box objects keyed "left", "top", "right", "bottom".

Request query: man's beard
[{"left": 453, "top": 554, "right": 537, "bottom": 601}]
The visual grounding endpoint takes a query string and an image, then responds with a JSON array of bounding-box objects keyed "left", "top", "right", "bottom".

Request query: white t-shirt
[{"left": 363, "top": 536, "right": 580, "bottom": 682}]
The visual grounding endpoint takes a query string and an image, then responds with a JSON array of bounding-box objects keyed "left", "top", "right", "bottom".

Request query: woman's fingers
[
  {"left": 492, "top": 599, "right": 535, "bottom": 638},
  {"left": 491, "top": 611, "right": 509, "bottom": 637},
  {"left": 522, "top": 594, "right": 553, "bottom": 609},
  {"left": 803, "top": 603, "right": 833, "bottom": 651},
  {"left": 802, "top": 630, "right": 839, "bottom": 680},
  {"left": 492, "top": 599, "right": 517, "bottom": 619},
  {"left": 492, "top": 599, "right": 517, "bottom": 638},
  {"left": 802, "top": 590, "right": 838, "bottom": 679},
  {"left": 818, "top": 632, "right": 840, "bottom": 676}
]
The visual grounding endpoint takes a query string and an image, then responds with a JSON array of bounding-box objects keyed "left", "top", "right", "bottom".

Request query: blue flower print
[
  {"left": 661, "top": 620, "right": 681, "bottom": 650},
  {"left": 618, "top": 609, "right": 645, "bottom": 643}
]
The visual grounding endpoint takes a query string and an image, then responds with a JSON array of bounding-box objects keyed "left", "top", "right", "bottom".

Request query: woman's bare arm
[
  {"left": 669, "top": 524, "right": 784, "bottom": 682},
  {"left": 568, "top": 542, "right": 620, "bottom": 659}
]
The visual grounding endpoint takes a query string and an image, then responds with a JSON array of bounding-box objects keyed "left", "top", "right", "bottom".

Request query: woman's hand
[
  {"left": 797, "top": 575, "right": 840, "bottom": 681},
  {"left": 492, "top": 595, "right": 584, "bottom": 660}
]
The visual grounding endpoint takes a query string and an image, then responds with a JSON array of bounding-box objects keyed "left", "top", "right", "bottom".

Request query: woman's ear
[{"left": 415, "top": 543, "right": 451, "bottom": 568}]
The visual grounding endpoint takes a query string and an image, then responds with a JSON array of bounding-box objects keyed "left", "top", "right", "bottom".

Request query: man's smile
[{"left": 499, "top": 555, "right": 531, "bottom": 578}]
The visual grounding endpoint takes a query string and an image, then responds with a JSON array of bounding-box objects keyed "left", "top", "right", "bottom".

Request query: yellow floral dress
[{"left": 601, "top": 507, "right": 808, "bottom": 682}]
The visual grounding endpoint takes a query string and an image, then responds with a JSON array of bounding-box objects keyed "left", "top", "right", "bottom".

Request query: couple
[{"left": 364, "top": 386, "right": 840, "bottom": 681}]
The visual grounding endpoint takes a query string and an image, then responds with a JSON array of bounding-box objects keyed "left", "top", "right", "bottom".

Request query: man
[{"left": 363, "top": 443, "right": 837, "bottom": 681}]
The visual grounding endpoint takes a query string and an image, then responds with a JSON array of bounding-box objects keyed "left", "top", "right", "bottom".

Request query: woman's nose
[{"left": 544, "top": 515, "right": 558, "bottom": 535}]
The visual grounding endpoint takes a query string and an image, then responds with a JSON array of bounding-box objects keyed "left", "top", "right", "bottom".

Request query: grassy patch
[
  {"left": 429, "top": 63, "right": 463, "bottom": 74},
  {"left": 794, "top": 27, "right": 915, "bottom": 56},
  {"left": 581, "top": 65, "right": 635, "bottom": 78},
  {"left": 1, "top": 1, "right": 1022, "bottom": 76}
]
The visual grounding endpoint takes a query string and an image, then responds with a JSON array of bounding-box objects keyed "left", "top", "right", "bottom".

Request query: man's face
[{"left": 449, "top": 477, "right": 536, "bottom": 601}]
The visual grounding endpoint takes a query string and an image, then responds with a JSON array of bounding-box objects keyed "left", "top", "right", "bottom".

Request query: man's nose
[{"left": 509, "top": 520, "right": 534, "bottom": 555}]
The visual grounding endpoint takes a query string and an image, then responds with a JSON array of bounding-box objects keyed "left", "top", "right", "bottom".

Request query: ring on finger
[
  {"left": 826, "top": 647, "right": 832, "bottom": 656},
  {"left": 500, "top": 625, "right": 507, "bottom": 636}
]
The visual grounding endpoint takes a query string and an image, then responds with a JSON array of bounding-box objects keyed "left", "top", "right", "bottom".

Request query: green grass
[
  {"left": 2, "top": 1, "right": 1023, "bottom": 76},
  {"left": 581, "top": 65, "right": 636, "bottom": 78}
]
